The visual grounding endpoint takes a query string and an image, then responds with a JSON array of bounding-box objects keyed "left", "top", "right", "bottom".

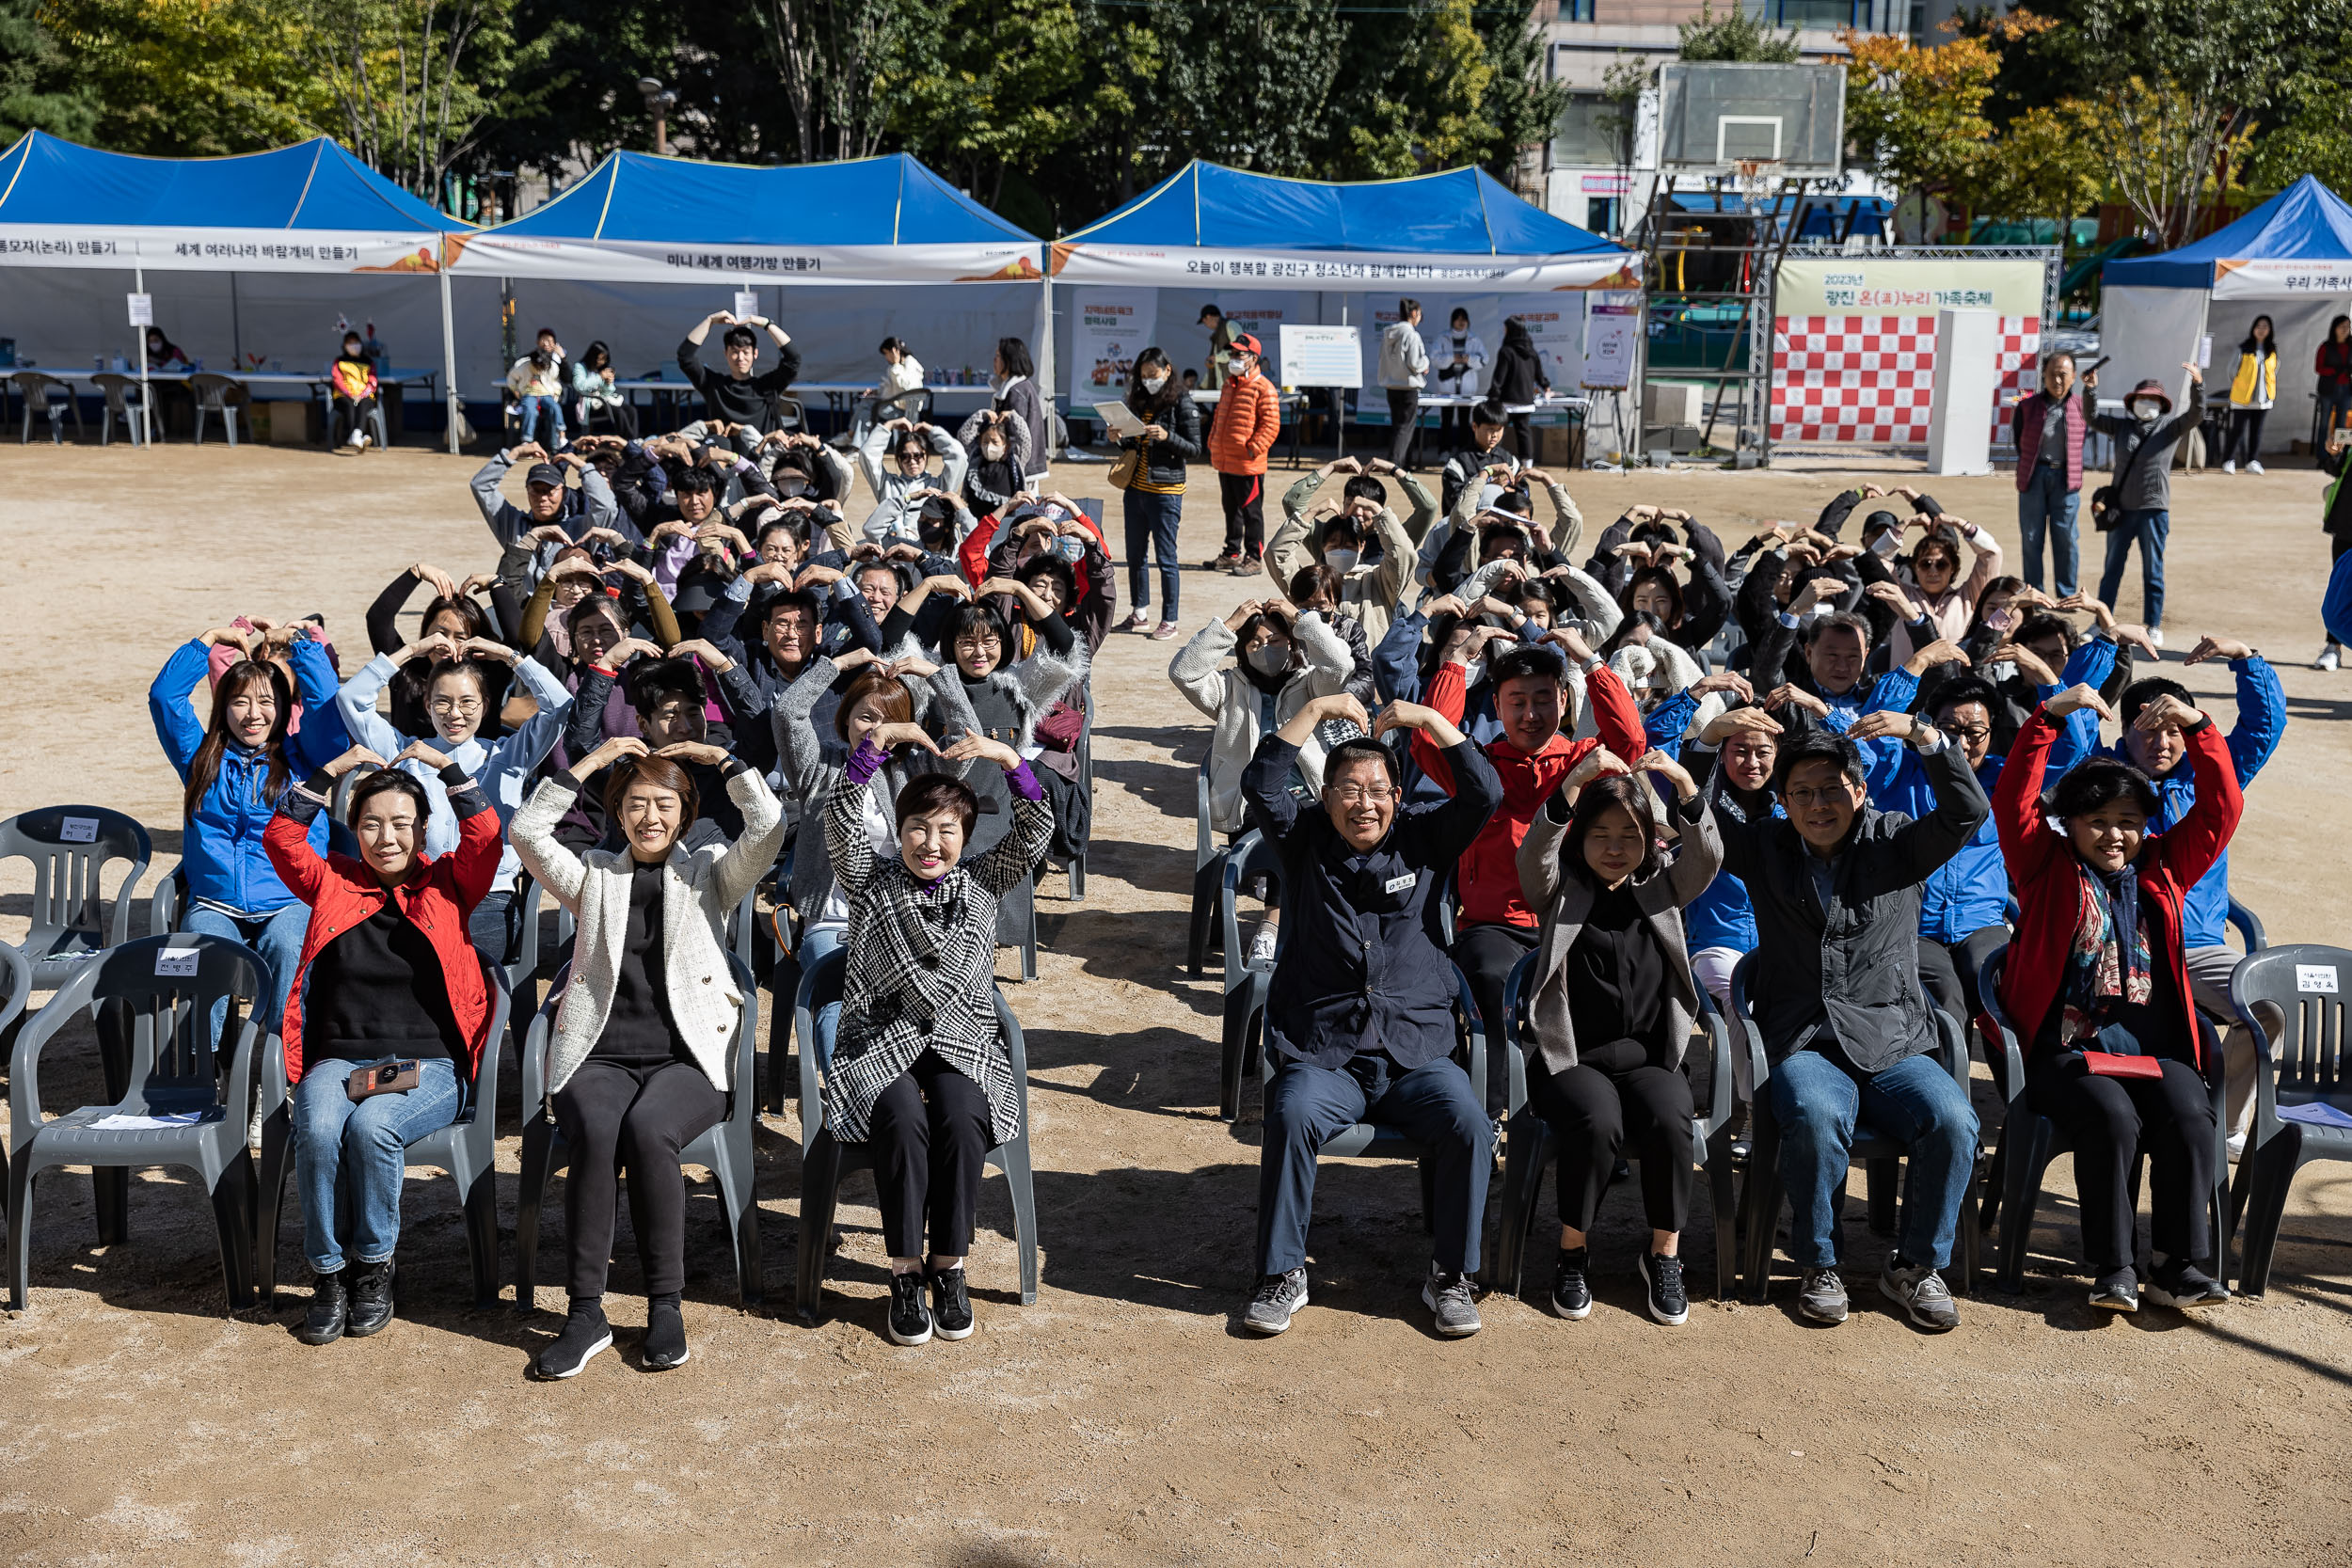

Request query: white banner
[
  {"left": 450, "top": 232, "right": 1042, "bottom": 287},
  {"left": 1051, "top": 243, "right": 1639, "bottom": 292},
  {"left": 2214, "top": 258, "right": 2352, "bottom": 299},
  {"left": 0, "top": 226, "right": 447, "bottom": 274},
  {"left": 1581, "top": 292, "right": 1639, "bottom": 389},
  {"left": 1067, "top": 290, "right": 1157, "bottom": 400},
  {"left": 1509, "top": 304, "right": 1585, "bottom": 399},
  {"left": 1279, "top": 325, "right": 1362, "bottom": 388}
]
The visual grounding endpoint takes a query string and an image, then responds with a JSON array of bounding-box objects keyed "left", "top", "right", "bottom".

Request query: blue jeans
[
  {"left": 467, "top": 889, "right": 515, "bottom": 969},
  {"left": 183, "top": 902, "right": 308, "bottom": 1049},
  {"left": 2097, "top": 507, "right": 2170, "bottom": 629},
  {"left": 1768, "top": 1048, "right": 1979, "bottom": 1271},
  {"left": 1123, "top": 484, "right": 1183, "bottom": 620},
  {"left": 1257, "top": 1053, "right": 1492, "bottom": 1275},
  {"left": 2017, "top": 460, "right": 2079, "bottom": 597},
  {"left": 516, "top": 393, "right": 565, "bottom": 448},
  {"left": 801, "top": 924, "right": 846, "bottom": 1076},
  {"left": 294, "top": 1055, "right": 463, "bottom": 1273}
]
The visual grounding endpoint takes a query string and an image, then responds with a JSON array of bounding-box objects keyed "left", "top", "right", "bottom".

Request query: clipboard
[{"left": 1094, "top": 400, "right": 1146, "bottom": 438}]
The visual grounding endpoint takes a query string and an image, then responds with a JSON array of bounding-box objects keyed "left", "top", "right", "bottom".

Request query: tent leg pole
[
  {"left": 440, "top": 251, "right": 460, "bottom": 457},
  {"left": 135, "top": 264, "right": 150, "bottom": 449},
  {"left": 1036, "top": 260, "right": 1057, "bottom": 459}
]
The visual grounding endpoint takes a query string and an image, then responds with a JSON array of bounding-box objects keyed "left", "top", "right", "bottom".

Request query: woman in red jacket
[
  {"left": 1993, "top": 683, "right": 2243, "bottom": 1315},
  {"left": 263, "top": 741, "right": 503, "bottom": 1345}
]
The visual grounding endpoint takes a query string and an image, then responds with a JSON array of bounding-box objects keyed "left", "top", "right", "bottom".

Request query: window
[
  {"left": 1551, "top": 93, "right": 1630, "bottom": 168},
  {"left": 1559, "top": 0, "right": 1595, "bottom": 19}
]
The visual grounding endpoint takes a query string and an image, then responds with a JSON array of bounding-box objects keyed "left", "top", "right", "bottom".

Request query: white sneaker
[
  {"left": 358, "top": 432, "right": 372, "bottom": 450},
  {"left": 345, "top": 429, "right": 364, "bottom": 448},
  {"left": 2317, "top": 643, "right": 2341, "bottom": 673},
  {"left": 2221, "top": 459, "right": 2236, "bottom": 474},
  {"left": 2148, "top": 627, "right": 2165, "bottom": 648},
  {"left": 1247, "top": 922, "right": 1279, "bottom": 970},
  {"left": 2249, "top": 460, "right": 2265, "bottom": 474}
]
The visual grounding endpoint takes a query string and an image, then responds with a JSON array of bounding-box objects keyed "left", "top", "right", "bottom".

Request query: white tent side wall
[{"left": 2099, "top": 286, "right": 2209, "bottom": 416}]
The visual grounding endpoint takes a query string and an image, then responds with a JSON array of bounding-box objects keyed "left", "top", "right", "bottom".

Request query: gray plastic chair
[
  {"left": 1976, "top": 944, "right": 2231, "bottom": 1293},
  {"left": 188, "top": 372, "right": 253, "bottom": 446},
  {"left": 8, "top": 935, "right": 271, "bottom": 1310},
  {"left": 89, "top": 372, "right": 152, "bottom": 446},
  {"left": 250, "top": 964, "right": 514, "bottom": 1310},
  {"left": 2225, "top": 945, "right": 2352, "bottom": 1295},
  {"left": 11, "top": 372, "right": 82, "bottom": 443},
  {"left": 1730, "top": 952, "right": 1983, "bottom": 1302},
  {"left": 1487, "top": 948, "right": 1740, "bottom": 1302},
  {"left": 1214, "top": 832, "right": 1277, "bottom": 1122},
  {"left": 0, "top": 804, "right": 151, "bottom": 991},
  {"left": 514, "top": 956, "right": 764, "bottom": 1310},
  {"left": 0, "top": 944, "right": 29, "bottom": 1196},
  {"left": 793, "top": 945, "right": 1039, "bottom": 1322}
]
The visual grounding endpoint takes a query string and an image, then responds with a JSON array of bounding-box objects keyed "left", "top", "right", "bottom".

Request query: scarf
[{"left": 2060, "top": 862, "right": 2152, "bottom": 1046}]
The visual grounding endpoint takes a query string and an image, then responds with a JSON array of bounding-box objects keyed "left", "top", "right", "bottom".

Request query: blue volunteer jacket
[{"left": 149, "top": 637, "right": 350, "bottom": 914}]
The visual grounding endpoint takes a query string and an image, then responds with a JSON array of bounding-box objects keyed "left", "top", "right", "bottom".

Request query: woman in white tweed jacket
[
  {"left": 822, "top": 722, "right": 1051, "bottom": 1347},
  {"left": 508, "top": 734, "right": 787, "bottom": 1381}
]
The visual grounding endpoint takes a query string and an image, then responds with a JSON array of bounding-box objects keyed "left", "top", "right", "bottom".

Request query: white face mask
[
  {"left": 1324, "top": 547, "right": 1359, "bottom": 574},
  {"left": 1246, "top": 645, "right": 1289, "bottom": 677},
  {"left": 980, "top": 440, "right": 1007, "bottom": 463},
  {"left": 1140, "top": 373, "right": 1168, "bottom": 392},
  {"left": 2131, "top": 401, "right": 2160, "bottom": 422}
]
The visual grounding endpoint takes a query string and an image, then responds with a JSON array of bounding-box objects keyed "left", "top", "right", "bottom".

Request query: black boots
[
  {"left": 299, "top": 1270, "right": 348, "bottom": 1345},
  {"left": 345, "top": 1258, "right": 396, "bottom": 1338}
]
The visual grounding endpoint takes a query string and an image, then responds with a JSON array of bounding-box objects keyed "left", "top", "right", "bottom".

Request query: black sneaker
[
  {"left": 2146, "top": 1259, "right": 2230, "bottom": 1309},
  {"left": 2089, "top": 1268, "right": 2139, "bottom": 1313},
  {"left": 532, "top": 1299, "right": 614, "bottom": 1381},
  {"left": 643, "top": 1294, "right": 690, "bottom": 1370},
  {"left": 930, "top": 1266, "right": 975, "bottom": 1340},
  {"left": 344, "top": 1258, "right": 395, "bottom": 1338},
  {"left": 1243, "top": 1267, "right": 1309, "bottom": 1335},
  {"left": 1549, "top": 1247, "right": 1593, "bottom": 1321},
  {"left": 887, "top": 1271, "right": 933, "bottom": 1346},
  {"left": 298, "top": 1270, "right": 347, "bottom": 1345},
  {"left": 1640, "top": 1251, "right": 1691, "bottom": 1326}
]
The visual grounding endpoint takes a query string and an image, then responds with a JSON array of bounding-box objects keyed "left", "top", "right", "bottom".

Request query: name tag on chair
[
  {"left": 1383, "top": 871, "right": 1417, "bottom": 895},
  {"left": 154, "top": 948, "right": 200, "bottom": 978},
  {"left": 2297, "top": 964, "right": 2340, "bottom": 994},
  {"left": 59, "top": 816, "right": 98, "bottom": 844}
]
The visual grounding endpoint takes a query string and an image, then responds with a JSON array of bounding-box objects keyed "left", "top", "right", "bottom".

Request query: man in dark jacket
[
  {"left": 2010, "top": 350, "right": 2097, "bottom": 596},
  {"left": 678, "top": 310, "right": 803, "bottom": 447},
  {"left": 1714, "top": 722, "right": 1987, "bottom": 1332},
  {"left": 1240, "top": 691, "right": 1502, "bottom": 1339}
]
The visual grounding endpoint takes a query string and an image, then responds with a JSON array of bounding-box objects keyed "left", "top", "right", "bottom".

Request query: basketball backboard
[{"left": 1656, "top": 62, "right": 1845, "bottom": 176}]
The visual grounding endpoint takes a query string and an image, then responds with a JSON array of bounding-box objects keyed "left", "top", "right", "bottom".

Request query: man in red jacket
[{"left": 1412, "top": 626, "right": 1646, "bottom": 1109}]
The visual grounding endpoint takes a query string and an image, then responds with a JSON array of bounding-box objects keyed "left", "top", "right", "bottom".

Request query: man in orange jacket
[
  {"left": 1207, "top": 332, "right": 1281, "bottom": 576},
  {"left": 1411, "top": 624, "right": 1646, "bottom": 1109}
]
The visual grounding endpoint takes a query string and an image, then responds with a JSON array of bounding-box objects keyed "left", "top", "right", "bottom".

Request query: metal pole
[
  {"left": 1034, "top": 253, "right": 1057, "bottom": 459},
  {"left": 439, "top": 240, "right": 461, "bottom": 455},
  {"left": 134, "top": 264, "right": 150, "bottom": 446}
]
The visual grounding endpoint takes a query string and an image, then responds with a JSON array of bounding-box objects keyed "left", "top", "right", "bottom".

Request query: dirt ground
[{"left": 3, "top": 437, "right": 2351, "bottom": 1566}]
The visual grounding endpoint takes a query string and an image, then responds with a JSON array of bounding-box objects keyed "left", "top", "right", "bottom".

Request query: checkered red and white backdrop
[{"left": 1771, "top": 315, "right": 2038, "bottom": 447}]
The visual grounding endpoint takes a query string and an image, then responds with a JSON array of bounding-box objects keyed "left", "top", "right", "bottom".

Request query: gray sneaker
[
  {"left": 1880, "top": 1259, "right": 1960, "bottom": 1331},
  {"left": 1422, "top": 1265, "right": 1483, "bottom": 1338},
  {"left": 1243, "top": 1268, "right": 1309, "bottom": 1335},
  {"left": 1798, "top": 1267, "right": 1849, "bottom": 1324}
]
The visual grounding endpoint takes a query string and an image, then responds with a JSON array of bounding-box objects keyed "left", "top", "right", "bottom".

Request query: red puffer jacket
[
  {"left": 1993, "top": 705, "right": 2242, "bottom": 1068},
  {"left": 263, "top": 764, "right": 503, "bottom": 1082}
]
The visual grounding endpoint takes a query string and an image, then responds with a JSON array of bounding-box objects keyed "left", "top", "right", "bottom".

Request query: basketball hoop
[{"left": 1734, "top": 157, "right": 1784, "bottom": 218}]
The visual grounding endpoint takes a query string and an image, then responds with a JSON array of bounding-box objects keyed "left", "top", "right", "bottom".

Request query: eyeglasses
[
  {"left": 955, "top": 635, "right": 1002, "bottom": 652},
  {"left": 429, "top": 697, "right": 484, "bottom": 715},
  {"left": 1327, "top": 785, "right": 1396, "bottom": 806},
  {"left": 1945, "top": 723, "right": 1992, "bottom": 743},
  {"left": 1781, "top": 785, "right": 1853, "bottom": 807}
]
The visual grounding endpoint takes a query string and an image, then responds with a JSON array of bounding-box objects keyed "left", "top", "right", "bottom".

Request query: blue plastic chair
[
  {"left": 514, "top": 956, "right": 765, "bottom": 1310},
  {"left": 1729, "top": 952, "right": 1983, "bottom": 1302},
  {"left": 251, "top": 964, "right": 514, "bottom": 1310},
  {"left": 793, "top": 944, "right": 1040, "bottom": 1322},
  {"left": 8, "top": 935, "right": 271, "bottom": 1311},
  {"left": 1486, "top": 948, "right": 1740, "bottom": 1302}
]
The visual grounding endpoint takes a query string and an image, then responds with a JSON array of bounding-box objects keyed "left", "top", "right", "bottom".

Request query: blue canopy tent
[
  {"left": 2098, "top": 176, "right": 2352, "bottom": 456},
  {"left": 0, "top": 130, "right": 470, "bottom": 448}
]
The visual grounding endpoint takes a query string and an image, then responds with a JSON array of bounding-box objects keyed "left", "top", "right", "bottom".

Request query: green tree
[
  {"left": 1319, "top": 0, "right": 1495, "bottom": 179},
  {"left": 757, "top": 0, "right": 911, "bottom": 164},
  {"left": 1973, "top": 100, "right": 2105, "bottom": 226},
  {"left": 1, "top": 0, "right": 100, "bottom": 143},
  {"left": 885, "top": 0, "right": 1087, "bottom": 207},
  {"left": 2244, "top": 70, "right": 2352, "bottom": 199},
  {"left": 37, "top": 0, "right": 325, "bottom": 155},
  {"left": 1677, "top": 1, "right": 1798, "bottom": 64},
  {"left": 288, "top": 0, "right": 519, "bottom": 198},
  {"left": 1475, "top": 0, "right": 1570, "bottom": 185},
  {"left": 1840, "top": 29, "right": 2000, "bottom": 222}
]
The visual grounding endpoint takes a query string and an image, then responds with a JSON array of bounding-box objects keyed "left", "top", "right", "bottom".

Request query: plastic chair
[
  {"left": 792, "top": 944, "right": 1039, "bottom": 1322},
  {"left": 0, "top": 805, "right": 150, "bottom": 990},
  {"left": 1731, "top": 952, "right": 1983, "bottom": 1302},
  {"left": 1213, "top": 833, "right": 1284, "bottom": 1121},
  {"left": 12, "top": 372, "right": 82, "bottom": 443},
  {"left": 1486, "top": 949, "right": 1740, "bottom": 1302},
  {"left": 1976, "top": 945, "right": 2231, "bottom": 1293},
  {"left": 251, "top": 964, "right": 514, "bottom": 1310},
  {"left": 89, "top": 372, "right": 152, "bottom": 447},
  {"left": 327, "top": 392, "right": 389, "bottom": 450},
  {"left": 997, "top": 869, "right": 1040, "bottom": 984},
  {"left": 1187, "top": 763, "right": 1231, "bottom": 977},
  {"left": 513, "top": 956, "right": 765, "bottom": 1310},
  {"left": 764, "top": 903, "right": 802, "bottom": 1117},
  {"left": 2226, "top": 945, "right": 2352, "bottom": 1295},
  {"left": 188, "top": 373, "right": 253, "bottom": 447},
  {"left": 8, "top": 935, "right": 271, "bottom": 1310}
]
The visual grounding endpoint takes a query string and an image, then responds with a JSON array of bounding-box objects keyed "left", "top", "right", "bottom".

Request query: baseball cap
[
  {"left": 1229, "top": 332, "right": 1263, "bottom": 357},
  {"left": 525, "top": 463, "right": 566, "bottom": 489},
  {"left": 1198, "top": 304, "right": 1222, "bottom": 322}
]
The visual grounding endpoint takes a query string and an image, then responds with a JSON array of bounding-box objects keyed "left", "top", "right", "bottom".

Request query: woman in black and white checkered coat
[{"left": 822, "top": 721, "right": 1052, "bottom": 1346}]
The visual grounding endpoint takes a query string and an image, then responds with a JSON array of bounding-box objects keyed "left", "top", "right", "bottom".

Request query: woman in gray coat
[{"left": 1516, "top": 746, "right": 1722, "bottom": 1327}]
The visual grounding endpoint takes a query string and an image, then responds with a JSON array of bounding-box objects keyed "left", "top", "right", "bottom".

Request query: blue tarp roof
[
  {"left": 1063, "top": 160, "right": 1617, "bottom": 256},
  {"left": 0, "top": 130, "right": 460, "bottom": 231},
  {"left": 488, "top": 151, "right": 1040, "bottom": 245},
  {"left": 2106, "top": 175, "right": 2352, "bottom": 290}
]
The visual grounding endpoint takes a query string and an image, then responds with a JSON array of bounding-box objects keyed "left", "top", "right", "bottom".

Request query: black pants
[
  {"left": 1915, "top": 927, "right": 2009, "bottom": 1032},
  {"left": 1529, "top": 1050, "right": 1695, "bottom": 1235},
  {"left": 2220, "top": 406, "right": 2268, "bottom": 466},
  {"left": 1386, "top": 388, "right": 1421, "bottom": 467},
  {"left": 583, "top": 399, "right": 640, "bottom": 439},
  {"left": 552, "top": 1057, "right": 727, "bottom": 1298},
  {"left": 330, "top": 394, "right": 377, "bottom": 444},
  {"left": 1436, "top": 387, "right": 1472, "bottom": 450},
  {"left": 868, "top": 1049, "right": 992, "bottom": 1258},
  {"left": 1217, "top": 470, "right": 1264, "bottom": 557},
  {"left": 1506, "top": 412, "right": 1534, "bottom": 461},
  {"left": 2026, "top": 1049, "right": 2215, "bottom": 1275},
  {"left": 1453, "top": 922, "right": 1539, "bottom": 1114}
]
